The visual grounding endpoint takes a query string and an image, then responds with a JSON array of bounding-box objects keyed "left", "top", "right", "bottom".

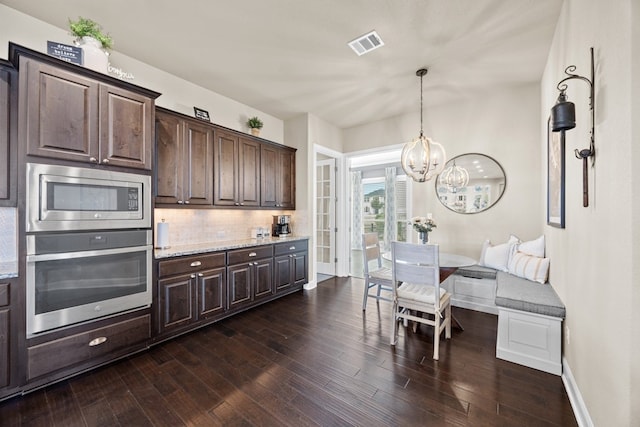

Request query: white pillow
[
  {"left": 518, "top": 235, "right": 545, "bottom": 258},
  {"left": 508, "top": 251, "right": 550, "bottom": 284},
  {"left": 480, "top": 235, "right": 519, "bottom": 272}
]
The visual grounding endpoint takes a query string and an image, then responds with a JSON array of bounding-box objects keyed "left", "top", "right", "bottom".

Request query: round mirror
[{"left": 436, "top": 153, "right": 506, "bottom": 214}]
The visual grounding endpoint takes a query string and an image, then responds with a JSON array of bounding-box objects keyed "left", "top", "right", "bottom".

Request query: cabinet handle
[
  {"left": 198, "top": 273, "right": 204, "bottom": 277},
  {"left": 292, "top": 254, "right": 297, "bottom": 257},
  {"left": 89, "top": 337, "right": 107, "bottom": 347},
  {"left": 240, "top": 203, "right": 244, "bottom": 206},
  {"left": 248, "top": 252, "right": 257, "bottom": 257},
  {"left": 191, "top": 274, "right": 196, "bottom": 279},
  {"left": 101, "top": 158, "right": 110, "bottom": 164},
  {"left": 177, "top": 200, "right": 184, "bottom": 204},
  {"left": 89, "top": 157, "right": 98, "bottom": 163},
  {"left": 184, "top": 200, "right": 190, "bottom": 204},
  {"left": 289, "top": 246, "right": 296, "bottom": 250},
  {"left": 234, "top": 202, "right": 240, "bottom": 206},
  {"left": 190, "top": 261, "right": 202, "bottom": 267}
]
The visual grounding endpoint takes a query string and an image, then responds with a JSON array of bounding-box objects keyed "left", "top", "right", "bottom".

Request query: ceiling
[{"left": 0, "top": 0, "right": 563, "bottom": 130}]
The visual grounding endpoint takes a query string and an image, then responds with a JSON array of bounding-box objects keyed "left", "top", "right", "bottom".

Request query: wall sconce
[{"left": 550, "top": 47, "right": 595, "bottom": 207}]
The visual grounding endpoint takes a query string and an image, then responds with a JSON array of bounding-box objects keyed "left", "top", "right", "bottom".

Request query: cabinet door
[
  {"left": 253, "top": 259, "right": 274, "bottom": 300},
  {"left": 198, "top": 267, "right": 226, "bottom": 319},
  {"left": 159, "top": 275, "right": 195, "bottom": 333},
  {"left": 277, "top": 149, "right": 296, "bottom": 209},
  {"left": 0, "top": 63, "right": 16, "bottom": 206},
  {"left": 155, "top": 111, "right": 183, "bottom": 204},
  {"left": 21, "top": 58, "right": 99, "bottom": 163},
  {"left": 274, "top": 255, "right": 293, "bottom": 291},
  {"left": 183, "top": 120, "right": 214, "bottom": 205},
  {"left": 238, "top": 137, "right": 260, "bottom": 206},
  {"left": 260, "top": 144, "right": 278, "bottom": 207},
  {"left": 213, "top": 130, "right": 238, "bottom": 206},
  {"left": 228, "top": 263, "right": 251, "bottom": 309},
  {"left": 292, "top": 251, "right": 308, "bottom": 286},
  {"left": 100, "top": 84, "right": 153, "bottom": 169},
  {"left": 0, "top": 308, "right": 8, "bottom": 388}
]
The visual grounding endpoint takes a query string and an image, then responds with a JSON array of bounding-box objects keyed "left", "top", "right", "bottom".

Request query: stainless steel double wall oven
[{"left": 25, "top": 163, "right": 153, "bottom": 336}]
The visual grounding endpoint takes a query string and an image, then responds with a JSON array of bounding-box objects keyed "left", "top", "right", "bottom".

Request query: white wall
[
  {"left": 0, "top": 5, "right": 284, "bottom": 143},
  {"left": 542, "top": 0, "right": 638, "bottom": 425},
  {"left": 343, "top": 84, "right": 542, "bottom": 258}
]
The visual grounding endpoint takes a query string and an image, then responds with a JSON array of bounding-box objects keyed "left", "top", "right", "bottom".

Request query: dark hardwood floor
[{"left": 0, "top": 277, "right": 577, "bottom": 426}]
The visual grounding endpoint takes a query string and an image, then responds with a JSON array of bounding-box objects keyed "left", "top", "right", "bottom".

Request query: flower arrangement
[{"left": 410, "top": 216, "right": 436, "bottom": 233}]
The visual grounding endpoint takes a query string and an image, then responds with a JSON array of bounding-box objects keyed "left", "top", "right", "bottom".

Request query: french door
[{"left": 316, "top": 158, "right": 336, "bottom": 275}]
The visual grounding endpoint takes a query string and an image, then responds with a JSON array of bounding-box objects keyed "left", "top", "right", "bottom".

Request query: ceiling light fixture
[
  {"left": 439, "top": 160, "right": 469, "bottom": 193},
  {"left": 400, "top": 68, "right": 446, "bottom": 183},
  {"left": 348, "top": 30, "right": 384, "bottom": 56}
]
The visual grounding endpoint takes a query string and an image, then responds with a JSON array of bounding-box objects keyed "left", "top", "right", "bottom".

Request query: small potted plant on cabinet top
[
  {"left": 247, "top": 116, "right": 263, "bottom": 136},
  {"left": 68, "top": 16, "right": 113, "bottom": 73}
]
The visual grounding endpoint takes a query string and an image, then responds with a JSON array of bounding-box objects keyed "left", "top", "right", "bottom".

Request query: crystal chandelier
[{"left": 400, "top": 68, "right": 446, "bottom": 182}]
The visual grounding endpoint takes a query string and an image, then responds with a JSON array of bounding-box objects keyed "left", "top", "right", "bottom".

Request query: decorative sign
[
  {"left": 193, "top": 107, "right": 211, "bottom": 122},
  {"left": 47, "top": 41, "right": 83, "bottom": 66},
  {"left": 108, "top": 64, "right": 135, "bottom": 80}
]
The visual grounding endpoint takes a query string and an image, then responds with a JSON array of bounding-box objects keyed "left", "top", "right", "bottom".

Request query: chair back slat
[
  {"left": 362, "top": 233, "right": 383, "bottom": 273},
  {"left": 391, "top": 241, "right": 440, "bottom": 297}
]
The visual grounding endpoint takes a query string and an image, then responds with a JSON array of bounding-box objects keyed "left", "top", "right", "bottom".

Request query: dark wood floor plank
[
  {"left": 44, "top": 381, "right": 84, "bottom": 427},
  {"left": 0, "top": 276, "right": 576, "bottom": 426}
]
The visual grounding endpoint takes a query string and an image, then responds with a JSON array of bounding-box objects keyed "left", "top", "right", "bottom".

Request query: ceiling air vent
[{"left": 348, "top": 30, "right": 384, "bottom": 56}]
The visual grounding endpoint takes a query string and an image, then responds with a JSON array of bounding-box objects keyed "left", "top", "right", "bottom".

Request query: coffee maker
[{"left": 272, "top": 215, "right": 292, "bottom": 237}]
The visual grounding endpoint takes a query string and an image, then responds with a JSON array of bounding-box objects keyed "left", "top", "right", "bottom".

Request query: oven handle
[{"left": 27, "top": 245, "right": 152, "bottom": 262}]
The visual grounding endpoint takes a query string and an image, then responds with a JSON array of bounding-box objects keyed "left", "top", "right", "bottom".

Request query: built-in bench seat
[
  {"left": 442, "top": 265, "right": 498, "bottom": 314},
  {"left": 495, "top": 271, "right": 565, "bottom": 375}
]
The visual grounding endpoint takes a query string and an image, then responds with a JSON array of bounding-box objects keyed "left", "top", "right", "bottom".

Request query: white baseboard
[
  {"left": 303, "top": 279, "right": 317, "bottom": 290},
  {"left": 562, "top": 357, "right": 593, "bottom": 427}
]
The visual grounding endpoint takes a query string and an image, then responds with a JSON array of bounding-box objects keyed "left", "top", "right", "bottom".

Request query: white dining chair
[
  {"left": 390, "top": 241, "right": 452, "bottom": 360},
  {"left": 361, "top": 233, "right": 393, "bottom": 311}
]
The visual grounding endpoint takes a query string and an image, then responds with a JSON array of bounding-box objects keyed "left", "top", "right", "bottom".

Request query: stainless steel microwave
[{"left": 26, "top": 163, "right": 151, "bottom": 232}]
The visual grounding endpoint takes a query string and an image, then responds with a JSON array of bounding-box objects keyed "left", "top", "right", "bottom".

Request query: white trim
[
  {"left": 303, "top": 279, "right": 318, "bottom": 290},
  {"left": 562, "top": 357, "right": 594, "bottom": 427}
]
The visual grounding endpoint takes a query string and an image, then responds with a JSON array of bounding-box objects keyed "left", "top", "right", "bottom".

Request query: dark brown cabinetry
[
  {"left": 0, "top": 60, "right": 16, "bottom": 206},
  {"left": 274, "top": 240, "right": 309, "bottom": 292},
  {"left": 157, "top": 252, "right": 226, "bottom": 335},
  {"left": 0, "top": 282, "right": 10, "bottom": 389},
  {"left": 227, "top": 245, "right": 274, "bottom": 310},
  {"left": 156, "top": 109, "right": 214, "bottom": 205},
  {"left": 27, "top": 314, "right": 150, "bottom": 381},
  {"left": 261, "top": 144, "right": 295, "bottom": 209},
  {"left": 14, "top": 48, "right": 158, "bottom": 170},
  {"left": 213, "top": 130, "right": 260, "bottom": 207}
]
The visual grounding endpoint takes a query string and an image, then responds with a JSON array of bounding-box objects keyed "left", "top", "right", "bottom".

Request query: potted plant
[
  {"left": 247, "top": 116, "right": 263, "bottom": 136},
  {"left": 68, "top": 17, "right": 113, "bottom": 72}
]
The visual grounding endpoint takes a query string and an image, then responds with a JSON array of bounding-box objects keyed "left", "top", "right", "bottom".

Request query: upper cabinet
[
  {"left": 156, "top": 109, "right": 214, "bottom": 205},
  {"left": 261, "top": 144, "right": 295, "bottom": 209},
  {"left": 10, "top": 43, "right": 160, "bottom": 170},
  {"left": 213, "top": 130, "right": 260, "bottom": 207},
  {"left": 156, "top": 108, "right": 295, "bottom": 209},
  {"left": 0, "top": 60, "right": 17, "bottom": 206}
]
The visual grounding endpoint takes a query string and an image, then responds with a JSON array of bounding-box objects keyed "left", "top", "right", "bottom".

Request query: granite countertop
[
  {"left": 154, "top": 235, "right": 309, "bottom": 259},
  {"left": 0, "top": 261, "right": 19, "bottom": 280}
]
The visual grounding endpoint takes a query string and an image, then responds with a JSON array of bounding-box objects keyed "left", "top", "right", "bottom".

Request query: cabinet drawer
[
  {"left": 228, "top": 245, "right": 273, "bottom": 265},
  {"left": 27, "top": 314, "right": 150, "bottom": 380},
  {"left": 0, "top": 283, "right": 8, "bottom": 307},
  {"left": 274, "top": 240, "right": 308, "bottom": 256},
  {"left": 158, "top": 252, "right": 226, "bottom": 277}
]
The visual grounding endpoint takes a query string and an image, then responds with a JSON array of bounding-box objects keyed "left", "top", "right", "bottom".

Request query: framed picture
[{"left": 547, "top": 117, "right": 565, "bottom": 228}]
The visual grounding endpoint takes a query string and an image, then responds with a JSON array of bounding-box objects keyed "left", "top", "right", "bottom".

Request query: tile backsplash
[
  {"left": 154, "top": 209, "right": 298, "bottom": 248},
  {"left": 0, "top": 208, "right": 17, "bottom": 262}
]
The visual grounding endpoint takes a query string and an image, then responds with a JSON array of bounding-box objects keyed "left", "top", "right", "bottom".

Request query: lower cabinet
[
  {"left": 227, "top": 245, "right": 274, "bottom": 311},
  {"left": 27, "top": 314, "right": 150, "bottom": 381},
  {"left": 157, "top": 252, "right": 226, "bottom": 335},
  {"left": 0, "top": 284, "right": 9, "bottom": 388},
  {"left": 274, "top": 240, "right": 308, "bottom": 292}
]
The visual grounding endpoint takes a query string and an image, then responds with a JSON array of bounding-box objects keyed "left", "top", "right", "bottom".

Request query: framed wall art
[{"left": 547, "top": 117, "right": 565, "bottom": 228}]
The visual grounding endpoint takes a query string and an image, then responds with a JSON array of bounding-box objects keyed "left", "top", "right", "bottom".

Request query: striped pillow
[{"left": 507, "top": 251, "right": 550, "bottom": 284}]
